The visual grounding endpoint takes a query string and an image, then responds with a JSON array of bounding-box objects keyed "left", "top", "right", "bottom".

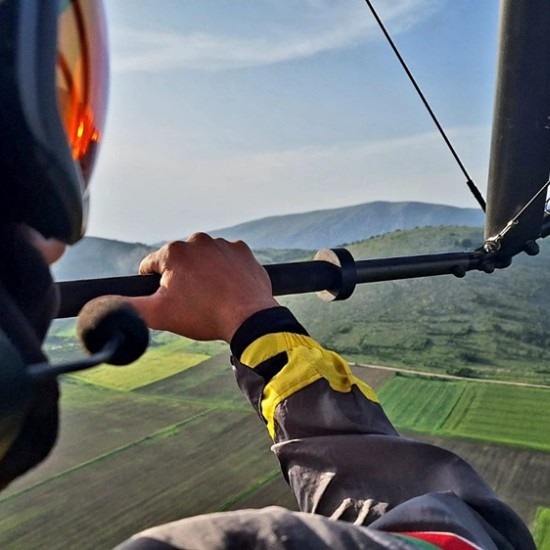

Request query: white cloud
[{"left": 110, "top": 0, "right": 445, "bottom": 72}]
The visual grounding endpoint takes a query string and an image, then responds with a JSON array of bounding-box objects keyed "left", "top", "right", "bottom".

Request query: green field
[
  {"left": 1, "top": 378, "right": 212, "bottom": 497},
  {"left": 443, "top": 383, "right": 550, "bottom": 451},
  {"left": 2, "top": 349, "right": 550, "bottom": 548},
  {"left": 47, "top": 326, "right": 227, "bottom": 391},
  {"left": 72, "top": 349, "right": 211, "bottom": 390},
  {"left": 378, "top": 375, "right": 550, "bottom": 452},
  {"left": 376, "top": 375, "right": 466, "bottom": 432},
  {"left": 137, "top": 353, "right": 251, "bottom": 408},
  {"left": 0, "top": 410, "right": 285, "bottom": 549},
  {"left": 535, "top": 508, "right": 550, "bottom": 550}
]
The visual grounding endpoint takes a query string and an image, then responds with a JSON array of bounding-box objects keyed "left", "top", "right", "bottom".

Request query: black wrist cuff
[{"left": 230, "top": 307, "right": 308, "bottom": 360}]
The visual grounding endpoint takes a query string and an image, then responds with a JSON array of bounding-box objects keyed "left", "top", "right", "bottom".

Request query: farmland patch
[
  {"left": 71, "top": 349, "right": 210, "bottom": 390},
  {"left": 137, "top": 353, "right": 250, "bottom": 408},
  {"left": 2, "top": 379, "right": 209, "bottom": 497},
  {"left": 0, "top": 410, "right": 279, "bottom": 550},
  {"left": 534, "top": 507, "right": 550, "bottom": 550},
  {"left": 377, "top": 375, "right": 466, "bottom": 432},
  {"left": 379, "top": 376, "right": 550, "bottom": 452},
  {"left": 441, "top": 383, "right": 550, "bottom": 452},
  {"left": 2, "top": 357, "right": 550, "bottom": 547}
]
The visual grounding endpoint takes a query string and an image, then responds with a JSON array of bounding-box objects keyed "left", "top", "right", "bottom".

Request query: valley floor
[{"left": 1, "top": 354, "right": 549, "bottom": 549}]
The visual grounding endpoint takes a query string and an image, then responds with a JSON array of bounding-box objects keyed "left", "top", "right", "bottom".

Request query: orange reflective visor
[{"left": 56, "top": 0, "right": 109, "bottom": 185}]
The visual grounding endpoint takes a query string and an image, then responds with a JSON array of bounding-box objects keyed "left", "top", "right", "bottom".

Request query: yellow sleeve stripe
[
  {"left": 241, "top": 333, "right": 379, "bottom": 439},
  {"left": 241, "top": 332, "right": 314, "bottom": 367}
]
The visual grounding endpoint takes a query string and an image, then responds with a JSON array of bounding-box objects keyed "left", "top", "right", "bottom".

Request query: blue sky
[{"left": 89, "top": 0, "right": 500, "bottom": 243}]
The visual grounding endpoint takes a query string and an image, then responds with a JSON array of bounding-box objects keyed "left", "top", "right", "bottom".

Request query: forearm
[
  {"left": 229, "top": 307, "right": 535, "bottom": 549},
  {"left": 230, "top": 306, "right": 397, "bottom": 443}
]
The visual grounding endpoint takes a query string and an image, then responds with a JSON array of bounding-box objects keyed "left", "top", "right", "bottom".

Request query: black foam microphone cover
[{"left": 77, "top": 297, "right": 149, "bottom": 366}]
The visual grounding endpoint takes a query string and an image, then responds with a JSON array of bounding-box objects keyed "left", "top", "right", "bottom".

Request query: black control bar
[{"left": 56, "top": 248, "right": 490, "bottom": 318}]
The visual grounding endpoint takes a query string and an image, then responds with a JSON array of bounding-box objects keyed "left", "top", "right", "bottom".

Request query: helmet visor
[{"left": 56, "top": 0, "right": 109, "bottom": 185}]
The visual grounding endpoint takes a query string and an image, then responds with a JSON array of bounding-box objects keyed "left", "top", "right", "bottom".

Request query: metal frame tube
[{"left": 484, "top": 0, "right": 550, "bottom": 256}]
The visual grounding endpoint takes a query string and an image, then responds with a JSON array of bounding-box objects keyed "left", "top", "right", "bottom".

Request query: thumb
[{"left": 121, "top": 293, "right": 167, "bottom": 331}]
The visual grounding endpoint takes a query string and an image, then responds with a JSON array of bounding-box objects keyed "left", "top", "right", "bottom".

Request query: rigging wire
[
  {"left": 363, "top": 0, "right": 487, "bottom": 212},
  {"left": 485, "top": 174, "right": 550, "bottom": 251}
]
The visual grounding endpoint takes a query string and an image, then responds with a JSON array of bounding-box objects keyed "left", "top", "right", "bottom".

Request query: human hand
[{"left": 125, "top": 233, "right": 279, "bottom": 342}]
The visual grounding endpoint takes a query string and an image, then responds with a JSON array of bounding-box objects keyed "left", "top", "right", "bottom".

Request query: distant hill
[
  {"left": 52, "top": 237, "right": 311, "bottom": 282},
  {"left": 209, "top": 201, "right": 485, "bottom": 249},
  {"left": 280, "top": 226, "right": 550, "bottom": 385},
  {"left": 52, "top": 237, "right": 157, "bottom": 281},
  {"left": 65, "top": 203, "right": 483, "bottom": 279}
]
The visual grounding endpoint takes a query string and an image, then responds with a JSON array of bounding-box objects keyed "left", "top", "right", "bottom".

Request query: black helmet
[{"left": 0, "top": 0, "right": 109, "bottom": 244}]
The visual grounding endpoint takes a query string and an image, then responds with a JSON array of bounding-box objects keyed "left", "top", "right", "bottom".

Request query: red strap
[{"left": 396, "top": 531, "right": 483, "bottom": 550}]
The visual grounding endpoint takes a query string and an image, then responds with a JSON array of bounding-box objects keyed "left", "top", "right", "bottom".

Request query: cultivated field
[
  {"left": 443, "top": 383, "right": 550, "bottom": 451},
  {"left": 376, "top": 375, "right": 466, "bottom": 432},
  {"left": 535, "top": 508, "right": 550, "bottom": 550},
  {"left": 2, "top": 379, "right": 211, "bottom": 497},
  {"left": 72, "top": 350, "right": 210, "bottom": 390},
  {"left": 1, "top": 357, "right": 549, "bottom": 549},
  {"left": 377, "top": 374, "right": 550, "bottom": 452},
  {"left": 59, "top": 332, "right": 226, "bottom": 391},
  {"left": 0, "top": 409, "right": 284, "bottom": 548},
  {"left": 137, "top": 352, "right": 250, "bottom": 408}
]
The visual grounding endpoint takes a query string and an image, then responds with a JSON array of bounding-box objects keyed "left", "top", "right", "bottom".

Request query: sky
[{"left": 89, "top": 0, "right": 500, "bottom": 244}]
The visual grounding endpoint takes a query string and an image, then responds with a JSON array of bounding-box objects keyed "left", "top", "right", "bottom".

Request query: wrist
[
  {"left": 230, "top": 306, "right": 309, "bottom": 359},
  {"left": 222, "top": 299, "right": 280, "bottom": 342}
]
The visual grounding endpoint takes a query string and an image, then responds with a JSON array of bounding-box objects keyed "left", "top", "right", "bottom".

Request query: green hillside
[
  {"left": 535, "top": 508, "right": 550, "bottom": 550},
  {"left": 52, "top": 237, "right": 157, "bottom": 281},
  {"left": 48, "top": 225, "right": 550, "bottom": 385},
  {"left": 280, "top": 226, "right": 550, "bottom": 385}
]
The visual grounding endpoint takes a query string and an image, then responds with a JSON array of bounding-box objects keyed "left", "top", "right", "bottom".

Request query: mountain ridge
[
  {"left": 61, "top": 201, "right": 484, "bottom": 279},
  {"left": 208, "top": 200, "right": 484, "bottom": 248}
]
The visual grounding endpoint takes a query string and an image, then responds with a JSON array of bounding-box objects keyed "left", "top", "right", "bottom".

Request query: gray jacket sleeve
[{"left": 230, "top": 307, "right": 536, "bottom": 550}]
